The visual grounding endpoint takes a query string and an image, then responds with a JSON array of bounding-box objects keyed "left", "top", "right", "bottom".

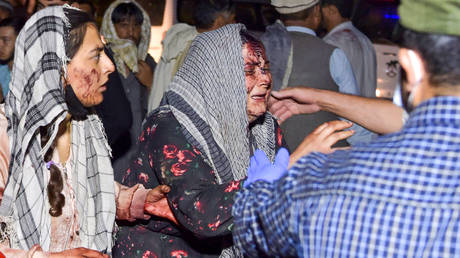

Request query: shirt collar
[
  {"left": 406, "top": 96, "right": 460, "bottom": 128},
  {"left": 286, "top": 26, "right": 317, "bottom": 36},
  {"left": 326, "top": 21, "right": 353, "bottom": 37}
]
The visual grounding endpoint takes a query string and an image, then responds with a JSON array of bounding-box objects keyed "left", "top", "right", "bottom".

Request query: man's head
[
  {"left": 272, "top": 0, "right": 322, "bottom": 30},
  {"left": 193, "top": 0, "right": 235, "bottom": 32},
  {"left": 0, "top": 16, "right": 25, "bottom": 64},
  {"left": 111, "top": 2, "right": 144, "bottom": 46},
  {"left": 320, "top": 0, "right": 353, "bottom": 32},
  {"left": 396, "top": 0, "right": 460, "bottom": 110},
  {"left": 0, "top": 0, "right": 12, "bottom": 21},
  {"left": 70, "top": 0, "right": 96, "bottom": 18}
]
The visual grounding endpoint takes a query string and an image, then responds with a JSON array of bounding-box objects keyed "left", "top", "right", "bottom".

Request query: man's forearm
[{"left": 313, "top": 89, "right": 404, "bottom": 134}]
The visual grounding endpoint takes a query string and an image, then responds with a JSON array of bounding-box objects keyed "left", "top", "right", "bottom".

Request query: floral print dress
[{"left": 113, "top": 110, "right": 285, "bottom": 258}]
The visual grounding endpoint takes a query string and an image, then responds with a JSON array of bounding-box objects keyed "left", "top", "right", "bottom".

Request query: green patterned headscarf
[
  {"left": 399, "top": 0, "right": 460, "bottom": 36},
  {"left": 101, "top": 0, "right": 151, "bottom": 78}
]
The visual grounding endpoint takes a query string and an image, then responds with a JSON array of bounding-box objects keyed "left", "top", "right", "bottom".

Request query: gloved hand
[{"left": 244, "top": 148, "right": 290, "bottom": 187}]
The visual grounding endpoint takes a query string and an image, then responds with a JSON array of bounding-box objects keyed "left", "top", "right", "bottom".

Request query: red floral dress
[{"left": 113, "top": 111, "right": 285, "bottom": 257}]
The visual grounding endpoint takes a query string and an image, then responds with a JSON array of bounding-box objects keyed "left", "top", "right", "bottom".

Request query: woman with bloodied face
[
  {"left": 0, "top": 6, "right": 173, "bottom": 257},
  {"left": 112, "top": 24, "right": 284, "bottom": 257}
]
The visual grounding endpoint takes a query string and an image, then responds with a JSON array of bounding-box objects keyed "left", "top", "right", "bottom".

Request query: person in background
[
  {"left": 0, "top": 16, "right": 25, "bottom": 98},
  {"left": 262, "top": 0, "right": 374, "bottom": 151},
  {"left": 0, "top": 0, "right": 12, "bottom": 21},
  {"left": 69, "top": 0, "right": 94, "bottom": 18},
  {"left": 232, "top": 0, "right": 460, "bottom": 256},
  {"left": 147, "top": 0, "right": 235, "bottom": 112},
  {"left": 0, "top": 6, "right": 172, "bottom": 256},
  {"left": 321, "top": 0, "right": 377, "bottom": 98},
  {"left": 100, "top": 0, "right": 156, "bottom": 181}
]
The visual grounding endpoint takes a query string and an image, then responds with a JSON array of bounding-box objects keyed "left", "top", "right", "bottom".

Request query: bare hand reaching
[
  {"left": 145, "top": 185, "right": 178, "bottom": 225},
  {"left": 289, "top": 120, "right": 354, "bottom": 167},
  {"left": 269, "top": 87, "right": 322, "bottom": 124}
]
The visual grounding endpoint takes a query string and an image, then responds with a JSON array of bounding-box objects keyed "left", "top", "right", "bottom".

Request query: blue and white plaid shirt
[{"left": 232, "top": 96, "right": 460, "bottom": 257}]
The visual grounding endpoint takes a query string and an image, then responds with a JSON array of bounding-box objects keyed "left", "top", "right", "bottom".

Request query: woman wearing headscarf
[
  {"left": 100, "top": 0, "right": 156, "bottom": 180},
  {"left": 0, "top": 6, "right": 172, "bottom": 257},
  {"left": 110, "top": 23, "right": 284, "bottom": 257}
]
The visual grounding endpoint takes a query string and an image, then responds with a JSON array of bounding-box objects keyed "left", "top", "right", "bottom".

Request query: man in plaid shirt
[{"left": 232, "top": 0, "right": 460, "bottom": 257}]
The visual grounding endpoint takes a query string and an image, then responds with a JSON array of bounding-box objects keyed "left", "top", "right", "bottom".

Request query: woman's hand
[
  {"left": 289, "top": 120, "right": 354, "bottom": 167},
  {"left": 145, "top": 185, "right": 178, "bottom": 224},
  {"left": 49, "top": 247, "right": 108, "bottom": 258}
]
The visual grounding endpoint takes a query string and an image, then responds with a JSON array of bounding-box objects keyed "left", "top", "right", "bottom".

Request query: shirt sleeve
[
  {"left": 330, "top": 49, "right": 376, "bottom": 144},
  {"left": 232, "top": 174, "right": 299, "bottom": 256},
  {"left": 329, "top": 48, "right": 359, "bottom": 95}
]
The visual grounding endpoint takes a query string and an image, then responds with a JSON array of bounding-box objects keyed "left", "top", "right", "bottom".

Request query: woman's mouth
[{"left": 251, "top": 93, "right": 267, "bottom": 101}]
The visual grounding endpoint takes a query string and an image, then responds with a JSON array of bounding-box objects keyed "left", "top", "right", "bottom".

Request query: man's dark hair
[
  {"left": 69, "top": 0, "right": 96, "bottom": 17},
  {"left": 0, "top": 16, "right": 26, "bottom": 35},
  {"left": 321, "top": 0, "right": 353, "bottom": 19},
  {"left": 111, "top": 2, "right": 143, "bottom": 25},
  {"left": 279, "top": 3, "right": 318, "bottom": 22},
  {"left": 0, "top": 0, "right": 13, "bottom": 16},
  {"left": 193, "top": 0, "right": 235, "bottom": 30},
  {"left": 395, "top": 25, "right": 460, "bottom": 87}
]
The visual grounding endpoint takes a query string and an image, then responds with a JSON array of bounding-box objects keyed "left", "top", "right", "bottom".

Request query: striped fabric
[
  {"left": 0, "top": 6, "right": 116, "bottom": 253},
  {"left": 232, "top": 96, "right": 460, "bottom": 257}
]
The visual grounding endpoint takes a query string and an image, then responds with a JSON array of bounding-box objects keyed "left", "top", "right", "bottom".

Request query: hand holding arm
[{"left": 144, "top": 185, "right": 178, "bottom": 225}]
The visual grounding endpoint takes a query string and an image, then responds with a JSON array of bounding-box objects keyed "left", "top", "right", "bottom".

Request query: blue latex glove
[{"left": 244, "top": 148, "right": 290, "bottom": 187}]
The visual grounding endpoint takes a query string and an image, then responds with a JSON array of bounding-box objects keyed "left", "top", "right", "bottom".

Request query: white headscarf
[{"left": 100, "top": 0, "right": 151, "bottom": 78}]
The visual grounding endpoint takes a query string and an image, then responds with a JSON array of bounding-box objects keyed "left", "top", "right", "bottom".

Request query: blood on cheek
[{"left": 70, "top": 67, "right": 101, "bottom": 98}]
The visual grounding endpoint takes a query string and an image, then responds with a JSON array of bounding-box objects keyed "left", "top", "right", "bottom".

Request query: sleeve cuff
[{"left": 130, "top": 186, "right": 151, "bottom": 220}]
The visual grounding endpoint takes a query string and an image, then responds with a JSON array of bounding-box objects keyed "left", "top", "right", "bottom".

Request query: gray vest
[{"left": 281, "top": 31, "right": 348, "bottom": 151}]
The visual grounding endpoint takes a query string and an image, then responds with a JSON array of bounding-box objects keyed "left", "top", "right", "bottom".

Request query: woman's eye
[
  {"left": 93, "top": 53, "right": 101, "bottom": 62},
  {"left": 244, "top": 70, "right": 255, "bottom": 75}
]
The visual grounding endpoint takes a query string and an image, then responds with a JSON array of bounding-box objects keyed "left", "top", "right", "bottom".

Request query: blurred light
[
  {"left": 376, "top": 89, "right": 382, "bottom": 97},
  {"left": 384, "top": 14, "right": 400, "bottom": 20}
]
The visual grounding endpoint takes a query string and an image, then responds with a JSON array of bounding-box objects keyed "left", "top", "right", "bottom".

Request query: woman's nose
[{"left": 101, "top": 51, "right": 115, "bottom": 74}]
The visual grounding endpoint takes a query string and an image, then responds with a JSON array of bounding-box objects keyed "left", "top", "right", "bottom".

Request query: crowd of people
[{"left": 0, "top": 0, "right": 458, "bottom": 257}]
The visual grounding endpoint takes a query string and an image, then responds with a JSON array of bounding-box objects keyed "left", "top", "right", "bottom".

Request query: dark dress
[{"left": 112, "top": 110, "right": 285, "bottom": 257}]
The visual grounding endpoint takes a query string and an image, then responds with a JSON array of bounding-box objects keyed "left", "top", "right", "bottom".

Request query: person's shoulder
[
  {"left": 144, "top": 108, "right": 178, "bottom": 131},
  {"left": 145, "top": 53, "right": 156, "bottom": 68}
]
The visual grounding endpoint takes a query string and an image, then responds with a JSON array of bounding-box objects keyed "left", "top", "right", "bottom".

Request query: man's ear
[{"left": 399, "top": 48, "right": 425, "bottom": 84}]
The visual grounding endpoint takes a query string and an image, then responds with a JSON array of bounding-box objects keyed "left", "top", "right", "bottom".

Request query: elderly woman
[
  {"left": 113, "top": 24, "right": 352, "bottom": 257},
  {"left": 0, "top": 6, "right": 171, "bottom": 257}
]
